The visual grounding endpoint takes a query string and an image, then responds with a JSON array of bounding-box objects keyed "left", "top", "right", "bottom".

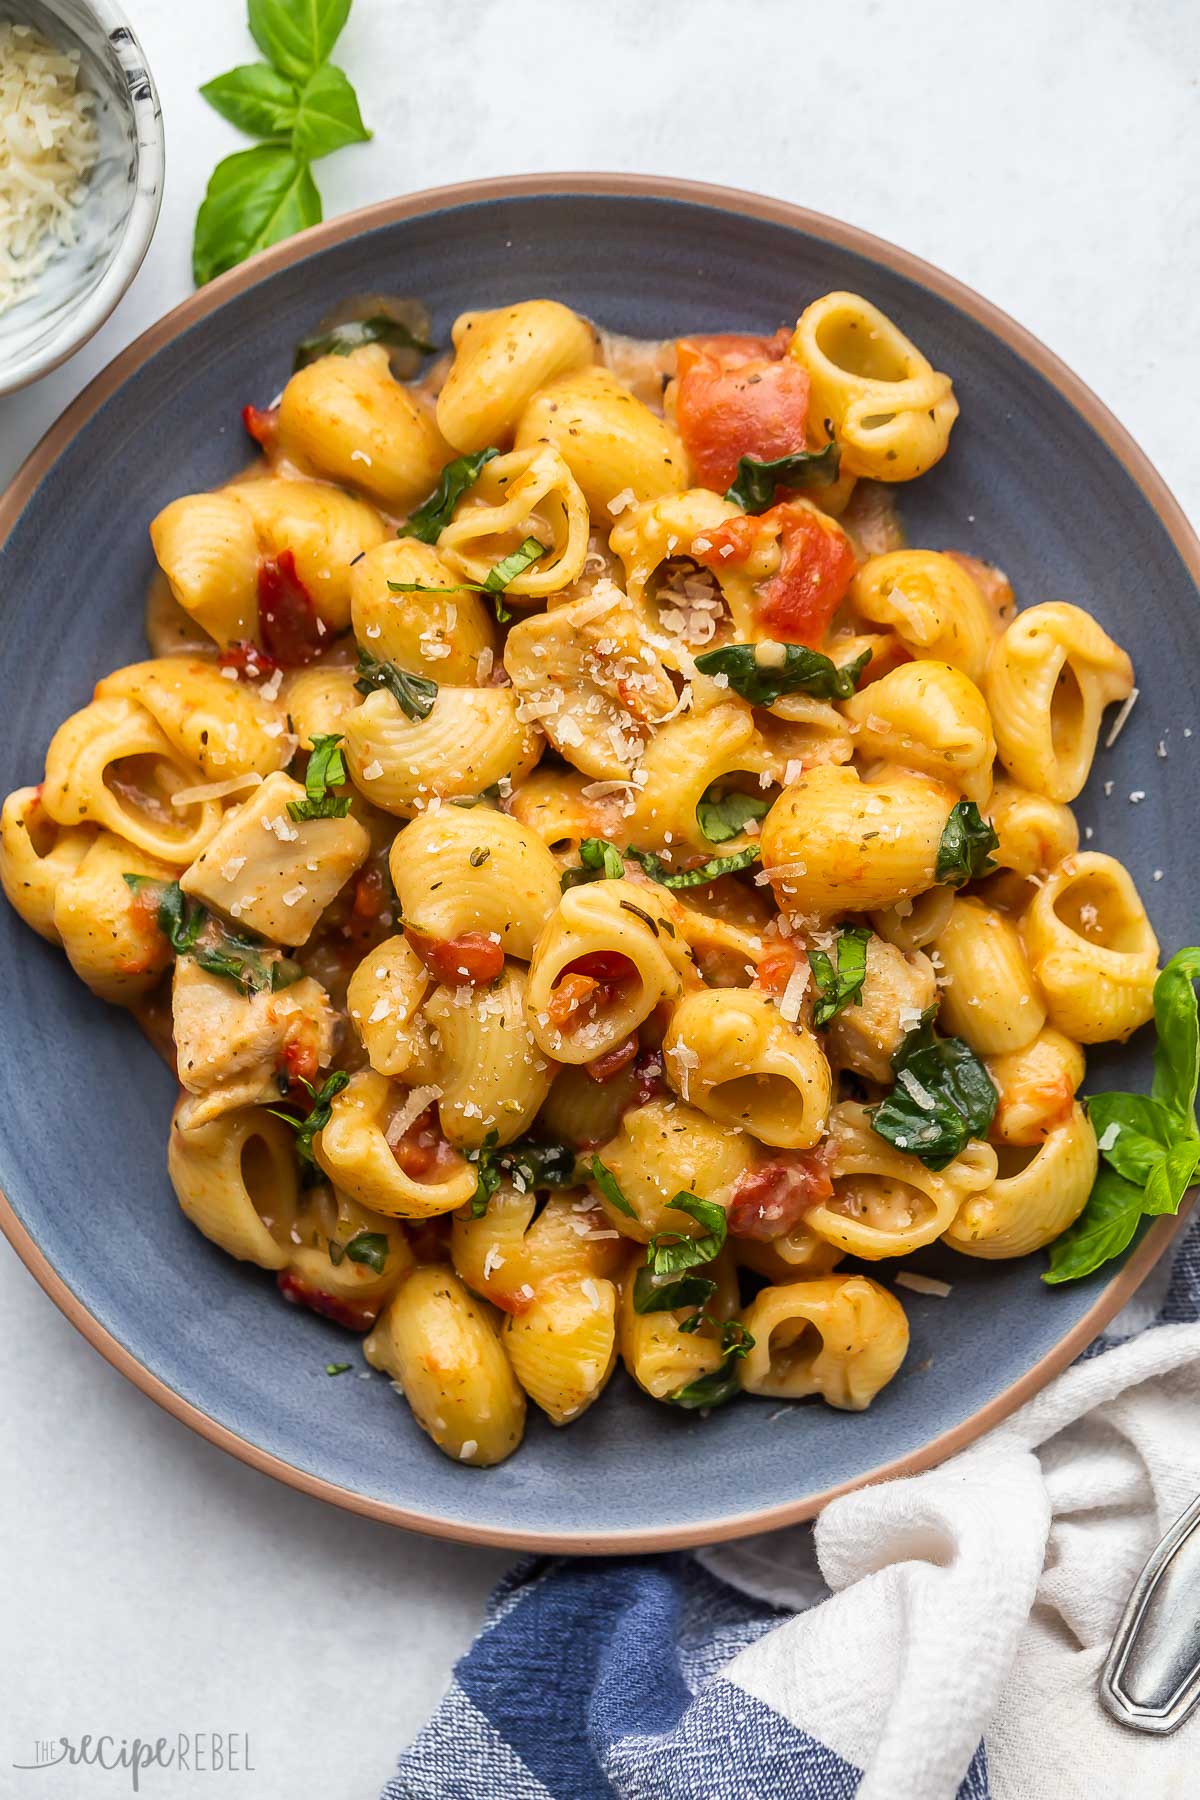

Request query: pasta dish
[{"left": 0, "top": 289, "right": 1157, "bottom": 1466}]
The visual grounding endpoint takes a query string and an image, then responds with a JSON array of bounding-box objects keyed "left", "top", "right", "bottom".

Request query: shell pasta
[{"left": 3, "top": 284, "right": 1160, "bottom": 1469}]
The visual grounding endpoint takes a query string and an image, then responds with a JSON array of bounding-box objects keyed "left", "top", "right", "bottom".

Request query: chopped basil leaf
[
  {"left": 466, "top": 1129, "right": 502, "bottom": 1218},
  {"left": 632, "top": 1266, "right": 718, "bottom": 1315},
  {"left": 646, "top": 1191, "right": 727, "bottom": 1275},
  {"left": 267, "top": 1070, "right": 350, "bottom": 1166},
  {"left": 590, "top": 1154, "right": 637, "bottom": 1218},
  {"left": 696, "top": 786, "right": 771, "bottom": 845},
  {"left": 694, "top": 641, "right": 871, "bottom": 706},
  {"left": 124, "top": 875, "right": 299, "bottom": 996},
  {"left": 354, "top": 647, "right": 438, "bottom": 721},
  {"left": 467, "top": 1132, "right": 578, "bottom": 1218},
  {"left": 561, "top": 836, "right": 627, "bottom": 890},
  {"left": 935, "top": 801, "right": 1000, "bottom": 888},
  {"left": 808, "top": 926, "right": 871, "bottom": 1028},
  {"left": 325, "top": 1362, "right": 352, "bottom": 1376},
  {"left": 724, "top": 440, "right": 841, "bottom": 513},
  {"left": 403, "top": 448, "right": 501, "bottom": 544},
  {"left": 870, "top": 1011, "right": 997, "bottom": 1169},
  {"left": 342, "top": 1230, "right": 389, "bottom": 1273},
  {"left": 1045, "top": 947, "right": 1200, "bottom": 1283},
  {"left": 387, "top": 534, "right": 546, "bottom": 623},
  {"left": 287, "top": 732, "right": 351, "bottom": 820},
  {"left": 659, "top": 845, "right": 762, "bottom": 888},
  {"left": 294, "top": 315, "right": 435, "bottom": 370},
  {"left": 669, "top": 1319, "right": 756, "bottom": 1411}
]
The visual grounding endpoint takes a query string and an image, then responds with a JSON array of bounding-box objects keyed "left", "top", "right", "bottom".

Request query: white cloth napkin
[{"left": 700, "top": 1270, "right": 1200, "bottom": 1800}]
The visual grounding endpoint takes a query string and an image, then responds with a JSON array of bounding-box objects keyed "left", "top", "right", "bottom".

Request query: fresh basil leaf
[
  {"left": 717, "top": 1319, "right": 755, "bottom": 1359},
  {"left": 935, "top": 801, "right": 1000, "bottom": 889},
  {"left": 1143, "top": 1138, "right": 1200, "bottom": 1217},
  {"left": 343, "top": 1230, "right": 389, "bottom": 1273},
  {"left": 465, "top": 1130, "right": 502, "bottom": 1219},
  {"left": 645, "top": 1191, "right": 728, "bottom": 1274},
  {"left": 1086, "top": 1092, "right": 1177, "bottom": 1186},
  {"left": 248, "top": 0, "right": 349, "bottom": 80},
  {"left": 327, "top": 1237, "right": 346, "bottom": 1265},
  {"left": 669, "top": 1357, "right": 743, "bottom": 1411},
  {"left": 290, "top": 62, "right": 370, "bottom": 160},
  {"left": 466, "top": 1133, "right": 577, "bottom": 1218},
  {"left": 561, "top": 837, "right": 626, "bottom": 889},
  {"left": 267, "top": 1069, "right": 350, "bottom": 1165},
  {"left": 403, "top": 449, "right": 501, "bottom": 544},
  {"left": 626, "top": 846, "right": 670, "bottom": 884},
  {"left": 194, "top": 932, "right": 277, "bottom": 995},
  {"left": 809, "top": 926, "right": 871, "bottom": 1028},
  {"left": 696, "top": 787, "right": 771, "bottom": 845},
  {"left": 354, "top": 648, "right": 438, "bottom": 721},
  {"left": 633, "top": 1266, "right": 718, "bottom": 1315},
  {"left": 659, "top": 845, "right": 762, "bottom": 888},
  {"left": 1043, "top": 1165, "right": 1147, "bottom": 1284},
  {"left": 295, "top": 314, "right": 433, "bottom": 370},
  {"left": 271, "top": 957, "right": 305, "bottom": 991},
  {"left": 694, "top": 641, "right": 870, "bottom": 706},
  {"left": 1150, "top": 948, "right": 1200, "bottom": 1128},
  {"left": 725, "top": 441, "right": 841, "bottom": 512},
  {"left": 193, "top": 146, "right": 321, "bottom": 286},
  {"left": 325, "top": 1362, "right": 352, "bottom": 1375},
  {"left": 485, "top": 536, "right": 545, "bottom": 592},
  {"left": 199, "top": 63, "right": 299, "bottom": 138},
  {"left": 590, "top": 1155, "right": 637, "bottom": 1218},
  {"left": 288, "top": 732, "right": 351, "bottom": 820},
  {"left": 870, "top": 1013, "right": 997, "bottom": 1169}
]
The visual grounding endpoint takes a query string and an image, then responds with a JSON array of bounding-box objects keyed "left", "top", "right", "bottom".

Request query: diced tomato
[
  {"left": 755, "top": 939, "right": 805, "bottom": 997},
  {"left": 547, "top": 951, "right": 637, "bottom": 1028},
  {"left": 694, "top": 502, "right": 856, "bottom": 647},
  {"left": 242, "top": 402, "right": 279, "bottom": 452},
  {"left": 406, "top": 927, "right": 505, "bottom": 987},
  {"left": 569, "top": 950, "right": 636, "bottom": 984},
  {"left": 685, "top": 329, "right": 791, "bottom": 367},
  {"left": 586, "top": 1034, "right": 639, "bottom": 1084},
  {"left": 675, "top": 334, "right": 811, "bottom": 493},
  {"left": 218, "top": 641, "right": 281, "bottom": 680},
  {"left": 276, "top": 1270, "right": 380, "bottom": 1332},
  {"left": 278, "top": 1031, "right": 320, "bottom": 1089},
  {"left": 727, "top": 1148, "right": 835, "bottom": 1240},
  {"left": 351, "top": 865, "right": 388, "bottom": 923},
  {"left": 405, "top": 1216, "right": 450, "bottom": 1264},
  {"left": 547, "top": 971, "right": 600, "bottom": 1028},
  {"left": 257, "top": 549, "right": 325, "bottom": 667},
  {"left": 389, "top": 1107, "right": 462, "bottom": 1183}
]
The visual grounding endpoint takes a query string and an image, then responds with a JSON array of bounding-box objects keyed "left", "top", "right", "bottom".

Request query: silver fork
[{"left": 1100, "top": 1493, "right": 1200, "bottom": 1733}]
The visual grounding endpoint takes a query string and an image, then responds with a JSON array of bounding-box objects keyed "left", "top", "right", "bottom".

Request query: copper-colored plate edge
[{"left": 1, "top": 172, "right": 1195, "bottom": 1552}]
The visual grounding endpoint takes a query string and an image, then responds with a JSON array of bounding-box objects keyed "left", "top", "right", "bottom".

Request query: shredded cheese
[
  {"left": 384, "top": 1085, "right": 443, "bottom": 1147},
  {"left": 0, "top": 24, "right": 98, "bottom": 315},
  {"left": 170, "top": 772, "right": 263, "bottom": 808},
  {"left": 894, "top": 1272, "right": 953, "bottom": 1298},
  {"left": 1104, "top": 686, "right": 1139, "bottom": 748}
]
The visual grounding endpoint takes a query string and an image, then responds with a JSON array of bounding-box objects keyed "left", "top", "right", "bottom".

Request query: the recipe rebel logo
[{"left": 12, "top": 1733, "right": 254, "bottom": 1789}]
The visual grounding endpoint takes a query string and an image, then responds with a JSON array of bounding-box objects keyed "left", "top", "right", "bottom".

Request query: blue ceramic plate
[{"left": 0, "top": 176, "right": 1192, "bottom": 1551}]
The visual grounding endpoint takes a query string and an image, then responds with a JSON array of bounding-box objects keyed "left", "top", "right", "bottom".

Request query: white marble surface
[{"left": 2, "top": 1, "right": 1199, "bottom": 1795}]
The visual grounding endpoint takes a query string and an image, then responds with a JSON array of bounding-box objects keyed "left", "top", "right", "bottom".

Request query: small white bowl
[{"left": 0, "top": 0, "right": 164, "bottom": 396}]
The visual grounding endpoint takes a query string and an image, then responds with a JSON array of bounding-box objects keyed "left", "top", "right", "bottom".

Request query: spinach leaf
[
  {"left": 694, "top": 641, "right": 870, "bottom": 707},
  {"left": 725, "top": 441, "right": 841, "bottom": 512},
  {"left": 808, "top": 926, "right": 871, "bottom": 1027},
  {"left": 403, "top": 449, "right": 501, "bottom": 544},
  {"left": 696, "top": 787, "right": 771, "bottom": 845},
  {"left": 354, "top": 647, "right": 438, "bottom": 721},
  {"left": 935, "top": 801, "right": 1000, "bottom": 888},
  {"left": 288, "top": 732, "right": 351, "bottom": 820},
  {"left": 870, "top": 1012, "right": 997, "bottom": 1169}
]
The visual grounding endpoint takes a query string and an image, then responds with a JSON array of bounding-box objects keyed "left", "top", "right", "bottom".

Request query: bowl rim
[
  {"left": 0, "top": 170, "right": 1194, "bottom": 1552},
  {"left": 0, "top": 0, "right": 165, "bottom": 396}
]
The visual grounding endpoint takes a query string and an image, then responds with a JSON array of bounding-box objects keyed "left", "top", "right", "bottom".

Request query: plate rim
[{"left": 0, "top": 170, "right": 1194, "bottom": 1553}]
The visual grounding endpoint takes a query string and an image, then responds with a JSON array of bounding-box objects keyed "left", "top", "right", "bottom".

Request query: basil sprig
[
  {"left": 694, "top": 642, "right": 871, "bottom": 707},
  {"left": 294, "top": 315, "right": 434, "bottom": 370},
  {"left": 696, "top": 787, "right": 771, "bottom": 845},
  {"left": 328, "top": 1230, "right": 390, "bottom": 1273},
  {"left": 288, "top": 733, "right": 351, "bottom": 820},
  {"left": 403, "top": 449, "right": 501, "bottom": 545},
  {"left": 124, "top": 876, "right": 302, "bottom": 996},
  {"left": 870, "top": 1009, "right": 998, "bottom": 1169},
  {"left": 388, "top": 535, "right": 546, "bottom": 623},
  {"left": 1045, "top": 949, "right": 1200, "bottom": 1283},
  {"left": 808, "top": 926, "right": 871, "bottom": 1027},
  {"left": 466, "top": 1131, "right": 578, "bottom": 1219},
  {"left": 670, "top": 1321, "right": 756, "bottom": 1410},
  {"left": 936, "top": 801, "right": 1000, "bottom": 888},
  {"left": 724, "top": 441, "right": 841, "bottom": 513},
  {"left": 354, "top": 647, "right": 438, "bottom": 721},
  {"left": 194, "top": 0, "right": 370, "bottom": 285},
  {"left": 267, "top": 1069, "right": 350, "bottom": 1166}
]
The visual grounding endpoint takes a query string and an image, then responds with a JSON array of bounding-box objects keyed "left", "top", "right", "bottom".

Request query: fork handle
[{"left": 1100, "top": 1492, "right": 1200, "bottom": 1734}]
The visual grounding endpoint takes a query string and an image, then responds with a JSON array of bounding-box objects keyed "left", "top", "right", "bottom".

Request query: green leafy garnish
[
  {"left": 287, "top": 733, "right": 351, "bottom": 820},
  {"left": 633, "top": 1267, "right": 719, "bottom": 1315},
  {"left": 694, "top": 641, "right": 870, "bottom": 707},
  {"left": 670, "top": 1321, "right": 756, "bottom": 1410},
  {"left": 403, "top": 449, "right": 502, "bottom": 544},
  {"left": 353, "top": 647, "right": 438, "bottom": 722},
  {"left": 328, "top": 1230, "right": 389, "bottom": 1273},
  {"left": 870, "top": 1010, "right": 997, "bottom": 1169},
  {"left": 194, "top": 0, "right": 369, "bottom": 286},
  {"left": 724, "top": 441, "right": 841, "bottom": 513},
  {"left": 560, "top": 837, "right": 627, "bottom": 890},
  {"left": 559, "top": 838, "right": 762, "bottom": 892},
  {"left": 808, "top": 926, "right": 871, "bottom": 1028},
  {"left": 696, "top": 787, "right": 771, "bottom": 845},
  {"left": 267, "top": 1070, "right": 350, "bottom": 1165},
  {"left": 657, "top": 845, "right": 762, "bottom": 888},
  {"left": 123, "top": 876, "right": 302, "bottom": 995},
  {"left": 325, "top": 1362, "right": 352, "bottom": 1376},
  {"left": 936, "top": 801, "right": 1000, "bottom": 889},
  {"left": 632, "top": 1193, "right": 728, "bottom": 1313},
  {"left": 294, "top": 314, "right": 433, "bottom": 370},
  {"left": 388, "top": 536, "right": 547, "bottom": 623},
  {"left": 589, "top": 1155, "right": 638, "bottom": 1218},
  {"left": 1045, "top": 949, "right": 1200, "bottom": 1283},
  {"left": 466, "top": 1133, "right": 578, "bottom": 1218}
]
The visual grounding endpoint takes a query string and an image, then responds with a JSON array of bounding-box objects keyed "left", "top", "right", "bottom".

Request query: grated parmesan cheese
[
  {"left": 171, "top": 772, "right": 262, "bottom": 808},
  {"left": 0, "top": 24, "right": 98, "bottom": 315},
  {"left": 777, "top": 960, "right": 810, "bottom": 1023},
  {"left": 1104, "top": 686, "right": 1139, "bottom": 748},
  {"left": 894, "top": 1272, "right": 953, "bottom": 1298},
  {"left": 384, "top": 1085, "right": 443, "bottom": 1147}
]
